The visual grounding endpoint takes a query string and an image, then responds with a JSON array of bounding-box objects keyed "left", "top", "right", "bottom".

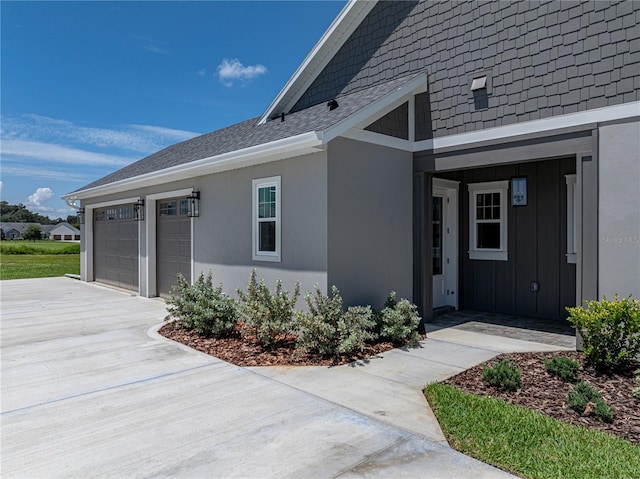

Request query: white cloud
[
  {"left": 2, "top": 114, "right": 201, "bottom": 155},
  {"left": 1, "top": 139, "right": 133, "bottom": 167},
  {"left": 0, "top": 181, "right": 3, "bottom": 191},
  {"left": 1, "top": 165, "right": 91, "bottom": 182},
  {"left": 26, "top": 187, "right": 53, "bottom": 207},
  {"left": 129, "top": 124, "right": 200, "bottom": 142},
  {"left": 197, "top": 68, "right": 206, "bottom": 77},
  {"left": 217, "top": 58, "right": 267, "bottom": 87}
]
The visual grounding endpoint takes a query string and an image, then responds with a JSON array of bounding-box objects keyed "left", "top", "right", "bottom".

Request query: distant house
[
  {"left": 0, "top": 222, "right": 80, "bottom": 241},
  {"left": 45, "top": 223, "right": 81, "bottom": 241},
  {"left": 63, "top": 0, "right": 639, "bottom": 326}
]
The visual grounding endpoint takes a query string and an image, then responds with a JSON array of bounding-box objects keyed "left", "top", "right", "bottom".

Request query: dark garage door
[
  {"left": 94, "top": 205, "right": 139, "bottom": 291},
  {"left": 157, "top": 198, "right": 191, "bottom": 297}
]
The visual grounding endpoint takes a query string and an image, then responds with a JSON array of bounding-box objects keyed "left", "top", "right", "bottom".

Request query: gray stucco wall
[
  {"left": 295, "top": 0, "right": 640, "bottom": 136},
  {"left": 81, "top": 151, "right": 329, "bottom": 302},
  {"left": 193, "top": 152, "right": 328, "bottom": 299},
  {"left": 327, "top": 137, "right": 413, "bottom": 309},
  {"left": 598, "top": 118, "right": 640, "bottom": 299}
]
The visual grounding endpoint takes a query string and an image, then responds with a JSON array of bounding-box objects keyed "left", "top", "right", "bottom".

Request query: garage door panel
[
  {"left": 94, "top": 205, "right": 139, "bottom": 291},
  {"left": 157, "top": 198, "right": 191, "bottom": 297}
]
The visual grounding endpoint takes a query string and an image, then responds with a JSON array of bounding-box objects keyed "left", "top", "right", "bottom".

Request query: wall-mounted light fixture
[
  {"left": 511, "top": 177, "right": 527, "bottom": 207},
  {"left": 187, "top": 191, "right": 200, "bottom": 217},
  {"left": 133, "top": 198, "right": 145, "bottom": 221},
  {"left": 78, "top": 208, "right": 85, "bottom": 225}
]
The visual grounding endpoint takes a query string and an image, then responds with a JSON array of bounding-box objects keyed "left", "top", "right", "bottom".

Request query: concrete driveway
[{"left": 0, "top": 277, "right": 527, "bottom": 478}]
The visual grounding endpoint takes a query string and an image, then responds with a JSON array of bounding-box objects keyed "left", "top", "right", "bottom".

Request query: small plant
[
  {"left": 165, "top": 272, "right": 238, "bottom": 337},
  {"left": 482, "top": 359, "right": 522, "bottom": 392},
  {"left": 544, "top": 355, "right": 580, "bottom": 383},
  {"left": 566, "top": 381, "right": 614, "bottom": 423},
  {"left": 567, "top": 294, "right": 640, "bottom": 373},
  {"left": 295, "top": 285, "right": 377, "bottom": 357},
  {"left": 633, "top": 370, "right": 640, "bottom": 400},
  {"left": 236, "top": 270, "right": 300, "bottom": 347},
  {"left": 375, "top": 291, "right": 422, "bottom": 346}
]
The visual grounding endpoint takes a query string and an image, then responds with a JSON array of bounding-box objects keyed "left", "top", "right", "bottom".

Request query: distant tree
[
  {"left": 66, "top": 214, "right": 80, "bottom": 229},
  {"left": 1, "top": 229, "right": 5, "bottom": 241},
  {"left": 22, "top": 224, "right": 43, "bottom": 241},
  {"left": 0, "top": 201, "right": 55, "bottom": 224}
]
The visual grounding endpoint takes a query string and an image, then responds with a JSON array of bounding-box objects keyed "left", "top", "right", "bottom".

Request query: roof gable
[{"left": 258, "top": 0, "right": 378, "bottom": 124}]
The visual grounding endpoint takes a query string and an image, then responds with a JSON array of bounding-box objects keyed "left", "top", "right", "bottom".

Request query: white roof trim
[
  {"left": 258, "top": 0, "right": 377, "bottom": 125},
  {"left": 62, "top": 131, "right": 324, "bottom": 200},
  {"left": 417, "top": 100, "right": 640, "bottom": 152},
  {"left": 321, "top": 73, "right": 428, "bottom": 143}
]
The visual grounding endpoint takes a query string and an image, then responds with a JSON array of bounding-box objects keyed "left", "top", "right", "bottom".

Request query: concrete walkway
[{"left": 1, "top": 278, "right": 570, "bottom": 478}]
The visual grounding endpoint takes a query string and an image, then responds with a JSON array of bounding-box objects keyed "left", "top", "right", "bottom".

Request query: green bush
[
  {"left": 482, "top": 359, "right": 522, "bottom": 392},
  {"left": 236, "top": 270, "right": 300, "bottom": 347},
  {"left": 566, "top": 381, "right": 614, "bottom": 423},
  {"left": 375, "top": 291, "right": 422, "bottom": 346},
  {"left": 165, "top": 272, "right": 238, "bottom": 337},
  {"left": 295, "top": 285, "right": 377, "bottom": 357},
  {"left": 1, "top": 243, "right": 80, "bottom": 255},
  {"left": 567, "top": 294, "right": 640, "bottom": 373},
  {"left": 545, "top": 356, "right": 580, "bottom": 383}
]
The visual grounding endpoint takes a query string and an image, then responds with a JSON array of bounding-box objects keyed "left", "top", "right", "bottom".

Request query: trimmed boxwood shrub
[
  {"left": 375, "top": 291, "right": 422, "bottom": 346},
  {"left": 567, "top": 294, "right": 640, "bottom": 373}
]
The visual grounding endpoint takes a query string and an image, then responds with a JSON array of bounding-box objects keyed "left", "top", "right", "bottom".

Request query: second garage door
[
  {"left": 94, "top": 205, "right": 139, "bottom": 291},
  {"left": 157, "top": 198, "right": 192, "bottom": 297}
]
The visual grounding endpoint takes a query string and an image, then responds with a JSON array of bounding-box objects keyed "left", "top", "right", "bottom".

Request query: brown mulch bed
[
  {"left": 445, "top": 351, "right": 640, "bottom": 444},
  {"left": 159, "top": 323, "right": 399, "bottom": 367}
]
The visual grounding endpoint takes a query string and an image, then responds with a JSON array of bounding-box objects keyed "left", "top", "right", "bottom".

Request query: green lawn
[
  {"left": 1, "top": 242, "right": 80, "bottom": 279},
  {"left": 424, "top": 383, "right": 640, "bottom": 479}
]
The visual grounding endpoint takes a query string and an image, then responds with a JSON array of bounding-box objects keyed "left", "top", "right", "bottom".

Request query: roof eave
[{"left": 62, "top": 131, "right": 324, "bottom": 201}]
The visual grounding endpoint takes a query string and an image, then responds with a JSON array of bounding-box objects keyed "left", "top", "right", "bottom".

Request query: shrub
[
  {"left": 482, "top": 359, "right": 522, "bottom": 392},
  {"left": 544, "top": 356, "right": 580, "bottom": 383},
  {"left": 295, "top": 285, "right": 377, "bottom": 357},
  {"left": 236, "top": 270, "right": 300, "bottom": 347},
  {"left": 567, "top": 294, "right": 640, "bottom": 373},
  {"left": 165, "top": 272, "right": 238, "bottom": 337},
  {"left": 375, "top": 292, "right": 422, "bottom": 346},
  {"left": 633, "top": 370, "right": 640, "bottom": 400},
  {"left": 566, "top": 381, "right": 614, "bottom": 423}
]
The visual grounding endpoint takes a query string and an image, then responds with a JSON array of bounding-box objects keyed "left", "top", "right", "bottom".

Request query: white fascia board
[
  {"left": 258, "top": 0, "right": 377, "bottom": 125},
  {"left": 416, "top": 101, "right": 640, "bottom": 152},
  {"left": 322, "top": 73, "right": 428, "bottom": 143},
  {"left": 62, "top": 131, "right": 324, "bottom": 201}
]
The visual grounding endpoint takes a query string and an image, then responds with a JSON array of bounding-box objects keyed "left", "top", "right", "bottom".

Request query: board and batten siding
[{"left": 435, "top": 157, "right": 576, "bottom": 320}]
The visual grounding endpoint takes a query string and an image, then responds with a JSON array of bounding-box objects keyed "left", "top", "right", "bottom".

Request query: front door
[{"left": 432, "top": 179, "right": 459, "bottom": 309}]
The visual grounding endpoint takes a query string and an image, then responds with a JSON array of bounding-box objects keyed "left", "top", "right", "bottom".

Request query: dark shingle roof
[{"left": 72, "top": 74, "right": 422, "bottom": 194}]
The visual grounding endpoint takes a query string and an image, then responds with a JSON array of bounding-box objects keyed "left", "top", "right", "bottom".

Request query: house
[
  {"left": 63, "top": 0, "right": 639, "bottom": 326},
  {"left": 44, "top": 223, "right": 81, "bottom": 241},
  {"left": 1, "top": 222, "right": 80, "bottom": 240}
]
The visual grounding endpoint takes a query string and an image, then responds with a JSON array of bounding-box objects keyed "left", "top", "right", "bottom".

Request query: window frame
[
  {"left": 468, "top": 180, "right": 509, "bottom": 261},
  {"left": 252, "top": 176, "right": 281, "bottom": 262}
]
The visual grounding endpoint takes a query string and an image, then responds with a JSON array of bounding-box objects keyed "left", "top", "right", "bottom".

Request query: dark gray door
[
  {"left": 157, "top": 198, "right": 191, "bottom": 297},
  {"left": 94, "top": 205, "right": 139, "bottom": 291}
]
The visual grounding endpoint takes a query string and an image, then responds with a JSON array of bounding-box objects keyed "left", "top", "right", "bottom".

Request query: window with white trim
[
  {"left": 468, "top": 181, "right": 509, "bottom": 261},
  {"left": 565, "top": 174, "right": 577, "bottom": 264},
  {"left": 252, "top": 176, "right": 281, "bottom": 261}
]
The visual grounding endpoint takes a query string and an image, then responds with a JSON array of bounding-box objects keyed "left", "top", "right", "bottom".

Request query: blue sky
[{"left": 1, "top": 0, "right": 346, "bottom": 218}]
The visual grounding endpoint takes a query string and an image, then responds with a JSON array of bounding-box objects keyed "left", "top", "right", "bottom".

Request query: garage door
[
  {"left": 94, "top": 205, "right": 139, "bottom": 291},
  {"left": 157, "top": 198, "right": 191, "bottom": 297}
]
